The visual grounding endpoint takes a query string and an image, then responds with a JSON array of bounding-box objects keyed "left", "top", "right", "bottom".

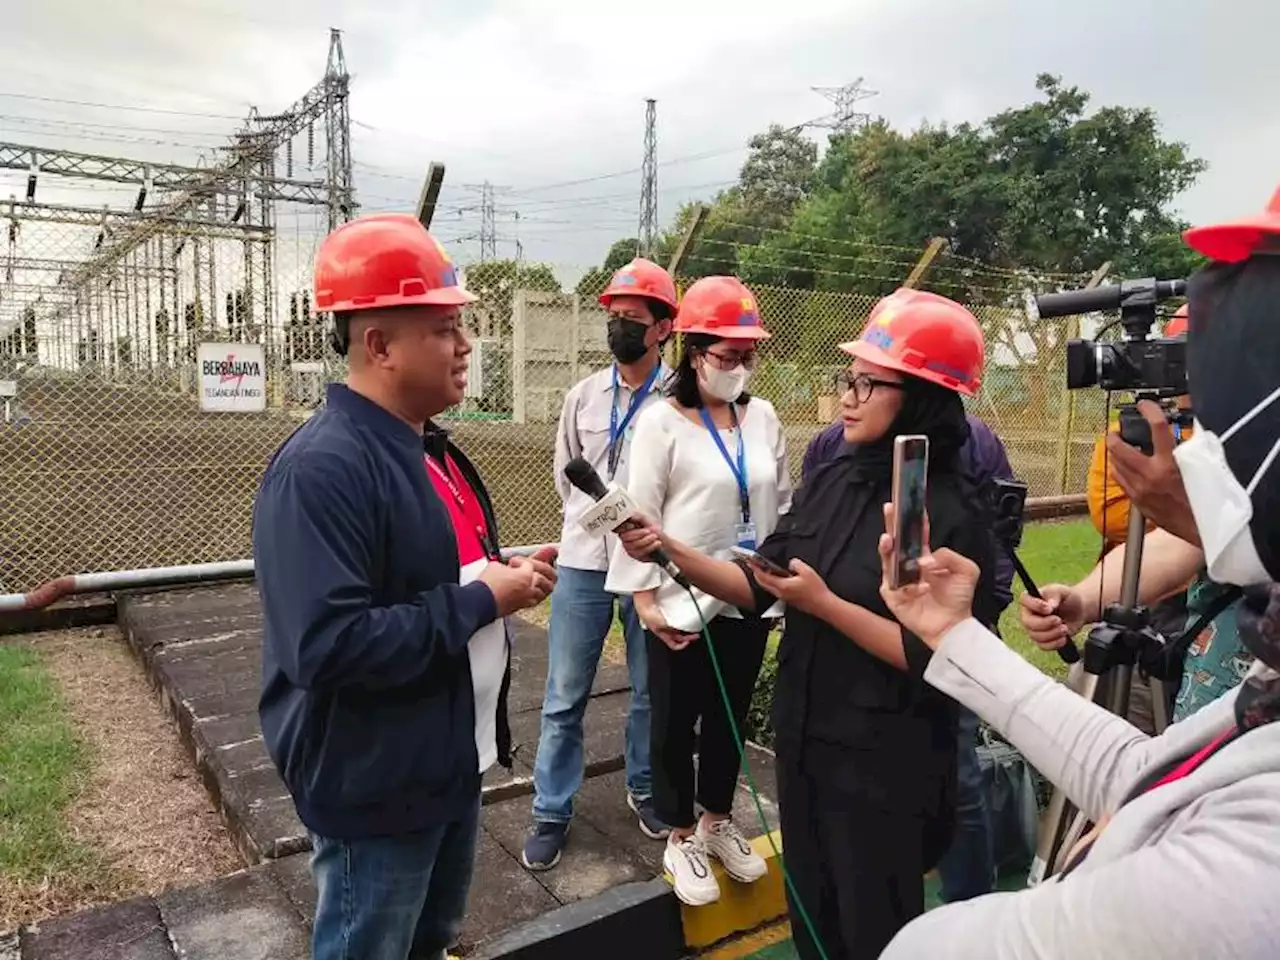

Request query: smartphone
[
  {"left": 729, "top": 545, "right": 795, "bottom": 578},
  {"left": 890, "top": 435, "right": 929, "bottom": 589}
]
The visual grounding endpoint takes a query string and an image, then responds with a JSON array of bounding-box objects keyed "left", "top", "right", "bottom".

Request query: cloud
[{"left": 0, "top": 0, "right": 1276, "bottom": 280}]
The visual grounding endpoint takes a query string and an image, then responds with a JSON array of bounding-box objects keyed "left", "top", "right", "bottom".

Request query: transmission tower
[
  {"left": 810, "top": 79, "right": 879, "bottom": 134},
  {"left": 322, "top": 29, "right": 355, "bottom": 231},
  {"left": 479, "top": 182, "right": 497, "bottom": 261},
  {"left": 638, "top": 99, "right": 658, "bottom": 258}
]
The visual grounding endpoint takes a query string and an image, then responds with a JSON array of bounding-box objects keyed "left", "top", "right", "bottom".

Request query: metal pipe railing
[{"left": 0, "top": 543, "right": 558, "bottom": 613}]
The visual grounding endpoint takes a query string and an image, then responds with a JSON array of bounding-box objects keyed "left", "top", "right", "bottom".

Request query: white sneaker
[
  {"left": 663, "top": 834, "right": 721, "bottom": 906},
  {"left": 698, "top": 818, "right": 767, "bottom": 884}
]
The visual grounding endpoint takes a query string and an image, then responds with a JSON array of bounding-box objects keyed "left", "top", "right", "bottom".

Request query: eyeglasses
[
  {"left": 834, "top": 371, "right": 903, "bottom": 403},
  {"left": 703, "top": 348, "right": 757, "bottom": 371}
]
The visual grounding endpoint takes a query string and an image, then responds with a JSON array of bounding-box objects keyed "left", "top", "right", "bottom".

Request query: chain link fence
[{"left": 0, "top": 221, "right": 1110, "bottom": 592}]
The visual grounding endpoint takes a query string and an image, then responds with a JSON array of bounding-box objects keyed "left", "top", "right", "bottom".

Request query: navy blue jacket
[
  {"left": 253, "top": 383, "right": 506, "bottom": 839},
  {"left": 801, "top": 414, "right": 1017, "bottom": 611}
]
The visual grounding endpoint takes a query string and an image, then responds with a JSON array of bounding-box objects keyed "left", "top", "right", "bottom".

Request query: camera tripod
[{"left": 1025, "top": 502, "right": 1176, "bottom": 884}]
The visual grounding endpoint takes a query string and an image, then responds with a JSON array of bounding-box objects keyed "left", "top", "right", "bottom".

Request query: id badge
[{"left": 734, "top": 522, "right": 757, "bottom": 550}]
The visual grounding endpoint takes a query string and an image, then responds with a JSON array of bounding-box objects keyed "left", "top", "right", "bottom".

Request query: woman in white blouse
[{"left": 606, "top": 276, "right": 791, "bottom": 907}]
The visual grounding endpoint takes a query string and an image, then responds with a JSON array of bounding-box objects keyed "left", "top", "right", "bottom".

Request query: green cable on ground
[{"left": 685, "top": 586, "right": 831, "bottom": 960}]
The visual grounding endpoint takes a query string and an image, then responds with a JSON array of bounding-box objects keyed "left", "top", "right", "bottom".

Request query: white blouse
[{"left": 605, "top": 397, "right": 792, "bottom": 633}]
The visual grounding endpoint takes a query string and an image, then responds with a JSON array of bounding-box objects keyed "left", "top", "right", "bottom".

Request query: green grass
[
  {"left": 0, "top": 644, "right": 99, "bottom": 889},
  {"left": 997, "top": 519, "right": 1101, "bottom": 681}
]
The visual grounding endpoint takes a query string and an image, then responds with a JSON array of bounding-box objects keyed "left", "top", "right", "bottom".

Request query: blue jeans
[
  {"left": 309, "top": 795, "right": 480, "bottom": 960},
  {"left": 937, "top": 706, "right": 995, "bottom": 902},
  {"left": 532, "top": 566, "right": 650, "bottom": 823}
]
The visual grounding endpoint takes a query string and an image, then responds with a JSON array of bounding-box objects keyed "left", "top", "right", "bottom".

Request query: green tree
[
  {"left": 771, "top": 75, "right": 1206, "bottom": 298},
  {"left": 465, "top": 259, "right": 561, "bottom": 337}
]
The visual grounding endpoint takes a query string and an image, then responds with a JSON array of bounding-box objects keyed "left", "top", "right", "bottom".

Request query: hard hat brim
[
  {"left": 1183, "top": 217, "right": 1280, "bottom": 264},
  {"left": 839, "top": 339, "right": 978, "bottom": 397},
  {"left": 677, "top": 324, "right": 771, "bottom": 340},
  {"left": 600, "top": 289, "right": 679, "bottom": 312},
  {"left": 319, "top": 286, "right": 479, "bottom": 313}
]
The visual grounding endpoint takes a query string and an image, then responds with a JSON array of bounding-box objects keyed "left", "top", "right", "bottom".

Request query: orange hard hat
[
  {"left": 1166, "top": 304, "right": 1189, "bottom": 338},
  {"left": 1183, "top": 185, "right": 1280, "bottom": 263},
  {"left": 314, "top": 213, "right": 476, "bottom": 314},
  {"left": 839, "top": 288, "right": 985, "bottom": 396},
  {"left": 599, "top": 258, "right": 679, "bottom": 313},
  {"left": 674, "top": 276, "right": 771, "bottom": 340}
]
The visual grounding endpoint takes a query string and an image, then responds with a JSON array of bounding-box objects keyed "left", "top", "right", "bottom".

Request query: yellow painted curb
[
  {"left": 700, "top": 920, "right": 792, "bottom": 959},
  {"left": 675, "top": 830, "right": 789, "bottom": 951}
]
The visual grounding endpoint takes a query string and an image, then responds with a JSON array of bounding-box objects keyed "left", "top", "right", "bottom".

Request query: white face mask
[
  {"left": 698, "top": 360, "right": 751, "bottom": 403},
  {"left": 1174, "top": 384, "right": 1280, "bottom": 586}
]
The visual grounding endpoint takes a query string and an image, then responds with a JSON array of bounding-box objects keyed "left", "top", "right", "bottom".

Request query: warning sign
[{"left": 197, "top": 343, "right": 266, "bottom": 413}]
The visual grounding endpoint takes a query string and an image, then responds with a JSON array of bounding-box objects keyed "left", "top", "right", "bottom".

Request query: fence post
[
  {"left": 416, "top": 163, "right": 446, "bottom": 229},
  {"left": 512, "top": 289, "right": 527, "bottom": 425},
  {"left": 1053, "top": 261, "right": 1111, "bottom": 493},
  {"left": 570, "top": 292, "right": 582, "bottom": 387},
  {"left": 903, "top": 237, "right": 947, "bottom": 289},
  {"left": 667, "top": 205, "right": 709, "bottom": 275}
]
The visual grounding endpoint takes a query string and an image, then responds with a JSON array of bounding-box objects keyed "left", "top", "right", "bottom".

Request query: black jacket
[
  {"left": 746, "top": 448, "right": 998, "bottom": 822},
  {"left": 255, "top": 385, "right": 512, "bottom": 840}
]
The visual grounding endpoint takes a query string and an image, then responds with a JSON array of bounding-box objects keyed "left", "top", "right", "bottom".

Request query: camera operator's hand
[
  {"left": 1019, "top": 584, "right": 1086, "bottom": 651},
  {"left": 1105, "top": 400, "right": 1200, "bottom": 546},
  {"left": 480, "top": 555, "right": 556, "bottom": 616}
]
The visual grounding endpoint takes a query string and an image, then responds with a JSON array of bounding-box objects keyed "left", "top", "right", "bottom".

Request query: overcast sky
[{"left": 2, "top": 0, "right": 1278, "bottom": 284}]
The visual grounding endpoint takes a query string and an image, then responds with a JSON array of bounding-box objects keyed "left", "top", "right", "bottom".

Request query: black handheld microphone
[{"left": 563, "top": 457, "right": 689, "bottom": 587}]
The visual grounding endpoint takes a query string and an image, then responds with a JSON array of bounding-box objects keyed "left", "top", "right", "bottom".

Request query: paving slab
[
  {"left": 159, "top": 867, "right": 310, "bottom": 960},
  {"left": 116, "top": 583, "right": 640, "bottom": 864},
  {"left": 484, "top": 790, "right": 652, "bottom": 907},
  {"left": 19, "top": 897, "right": 173, "bottom": 960},
  {"left": 508, "top": 688, "right": 631, "bottom": 778},
  {"left": 460, "top": 827, "right": 562, "bottom": 948},
  {"left": 81, "top": 583, "right": 790, "bottom": 958}
]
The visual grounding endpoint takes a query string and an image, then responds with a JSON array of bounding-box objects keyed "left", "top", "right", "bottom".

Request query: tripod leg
[{"left": 1149, "top": 677, "right": 1170, "bottom": 734}]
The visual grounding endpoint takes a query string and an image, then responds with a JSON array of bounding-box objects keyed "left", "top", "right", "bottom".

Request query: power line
[{"left": 0, "top": 91, "right": 247, "bottom": 120}]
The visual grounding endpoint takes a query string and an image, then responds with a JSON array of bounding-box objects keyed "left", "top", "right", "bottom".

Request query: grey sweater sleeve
[{"left": 879, "top": 619, "right": 1280, "bottom": 960}]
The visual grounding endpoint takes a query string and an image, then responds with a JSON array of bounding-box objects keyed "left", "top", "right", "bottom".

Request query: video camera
[
  {"left": 988, "top": 477, "right": 1028, "bottom": 549},
  {"left": 1036, "top": 278, "right": 1188, "bottom": 394}
]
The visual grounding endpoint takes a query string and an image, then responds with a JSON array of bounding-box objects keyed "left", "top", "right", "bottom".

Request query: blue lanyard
[
  {"left": 608, "top": 364, "right": 660, "bottom": 478},
  {"left": 697, "top": 405, "right": 750, "bottom": 523}
]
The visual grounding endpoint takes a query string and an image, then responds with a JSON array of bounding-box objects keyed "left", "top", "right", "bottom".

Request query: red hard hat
[
  {"left": 1166, "top": 304, "right": 1189, "bottom": 338},
  {"left": 839, "top": 288, "right": 985, "bottom": 396},
  {"left": 599, "top": 258, "right": 679, "bottom": 313},
  {"left": 674, "top": 276, "right": 771, "bottom": 340},
  {"left": 1183, "top": 185, "right": 1280, "bottom": 263},
  {"left": 314, "top": 213, "right": 476, "bottom": 313}
]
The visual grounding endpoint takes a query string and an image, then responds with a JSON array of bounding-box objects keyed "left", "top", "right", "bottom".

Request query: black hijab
[
  {"left": 1187, "top": 255, "right": 1280, "bottom": 729},
  {"left": 1186, "top": 256, "right": 1280, "bottom": 580},
  {"left": 843, "top": 376, "right": 972, "bottom": 481}
]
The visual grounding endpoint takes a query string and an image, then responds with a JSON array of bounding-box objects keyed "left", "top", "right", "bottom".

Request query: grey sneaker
[
  {"left": 627, "top": 794, "right": 671, "bottom": 840},
  {"left": 521, "top": 821, "right": 570, "bottom": 871}
]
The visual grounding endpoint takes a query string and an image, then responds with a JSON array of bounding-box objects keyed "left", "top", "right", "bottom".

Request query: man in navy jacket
[
  {"left": 253, "top": 214, "right": 557, "bottom": 960},
  {"left": 802, "top": 412, "right": 1017, "bottom": 903}
]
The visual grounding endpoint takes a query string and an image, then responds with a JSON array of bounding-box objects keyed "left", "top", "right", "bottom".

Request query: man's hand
[
  {"left": 751, "top": 558, "right": 833, "bottom": 617},
  {"left": 1105, "top": 400, "right": 1200, "bottom": 546},
  {"left": 480, "top": 554, "right": 556, "bottom": 616},
  {"left": 1019, "top": 584, "right": 1086, "bottom": 651},
  {"left": 878, "top": 503, "right": 978, "bottom": 649}
]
